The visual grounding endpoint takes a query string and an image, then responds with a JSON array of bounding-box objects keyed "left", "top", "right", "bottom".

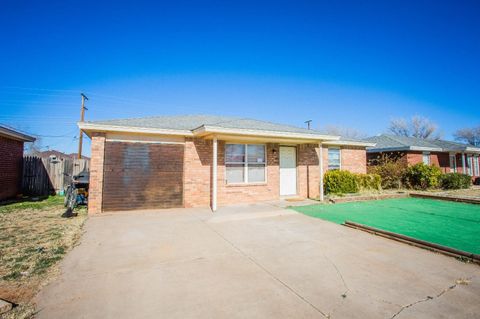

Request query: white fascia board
[
  {"left": 0, "top": 127, "right": 36, "bottom": 142},
  {"left": 465, "top": 147, "right": 480, "bottom": 153},
  {"left": 366, "top": 146, "right": 411, "bottom": 153},
  {"left": 77, "top": 122, "right": 193, "bottom": 136},
  {"left": 323, "top": 140, "right": 376, "bottom": 147},
  {"left": 367, "top": 146, "right": 443, "bottom": 153},
  {"left": 410, "top": 146, "right": 443, "bottom": 152},
  {"left": 193, "top": 125, "right": 340, "bottom": 141}
]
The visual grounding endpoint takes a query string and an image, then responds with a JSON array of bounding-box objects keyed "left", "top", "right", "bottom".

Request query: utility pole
[
  {"left": 78, "top": 93, "right": 88, "bottom": 159},
  {"left": 304, "top": 120, "right": 312, "bottom": 130}
]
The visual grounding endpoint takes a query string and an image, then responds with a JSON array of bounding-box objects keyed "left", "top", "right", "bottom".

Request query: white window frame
[
  {"left": 225, "top": 143, "right": 267, "bottom": 184},
  {"left": 467, "top": 154, "right": 473, "bottom": 176},
  {"left": 449, "top": 154, "right": 457, "bottom": 173},
  {"left": 474, "top": 155, "right": 479, "bottom": 176},
  {"left": 422, "top": 152, "right": 431, "bottom": 165},
  {"left": 328, "top": 147, "right": 341, "bottom": 170}
]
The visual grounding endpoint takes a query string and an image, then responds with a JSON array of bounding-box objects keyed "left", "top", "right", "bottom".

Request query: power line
[{"left": 0, "top": 86, "right": 79, "bottom": 93}]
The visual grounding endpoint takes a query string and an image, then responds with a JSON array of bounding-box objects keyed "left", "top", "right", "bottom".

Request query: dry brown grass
[
  {"left": 325, "top": 186, "right": 480, "bottom": 200},
  {"left": 420, "top": 186, "right": 480, "bottom": 199},
  {"left": 0, "top": 196, "right": 87, "bottom": 318}
]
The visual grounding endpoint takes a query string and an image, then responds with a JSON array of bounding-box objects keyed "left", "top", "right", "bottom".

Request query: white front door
[{"left": 280, "top": 146, "right": 297, "bottom": 196}]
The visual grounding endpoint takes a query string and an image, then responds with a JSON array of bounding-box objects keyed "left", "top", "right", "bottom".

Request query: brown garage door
[{"left": 102, "top": 142, "right": 184, "bottom": 211}]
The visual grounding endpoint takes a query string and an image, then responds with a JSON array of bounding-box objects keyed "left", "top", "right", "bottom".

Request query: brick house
[
  {"left": 79, "top": 115, "right": 373, "bottom": 214},
  {"left": 0, "top": 126, "right": 35, "bottom": 200},
  {"left": 365, "top": 134, "right": 480, "bottom": 182}
]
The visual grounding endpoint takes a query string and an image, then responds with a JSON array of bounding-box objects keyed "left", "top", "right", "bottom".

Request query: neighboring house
[
  {"left": 36, "top": 150, "right": 90, "bottom": 162},
  {"left": 0, "top": 125, "right": 35, "bottom": 200},
  {"left": 365, "top": 134, "right": 480, "bottom": 179},
  {"left": 78, "top": 115, "right": 373, "bottom": 213}
]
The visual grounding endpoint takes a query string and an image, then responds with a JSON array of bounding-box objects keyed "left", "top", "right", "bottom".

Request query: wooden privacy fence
[{"left": 22, "top": 156, "right": 90, "bottom": 196}]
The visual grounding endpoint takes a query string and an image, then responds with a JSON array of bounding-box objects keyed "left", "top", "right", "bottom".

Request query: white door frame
[{"left": 279, "top": 146, "right": 297, "bottom": 196}]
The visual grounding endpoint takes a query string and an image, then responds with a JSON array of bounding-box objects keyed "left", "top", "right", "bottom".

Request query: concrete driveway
[{"left": 36, "top": 203, "right": 480, "bottom": 319}]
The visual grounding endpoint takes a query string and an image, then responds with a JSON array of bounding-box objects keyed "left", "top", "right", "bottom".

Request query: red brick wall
[
  {"left": 297, "top": 144, "right": 320, "bottom": 199},
  {"left": 341, "top": 146, "right": 367, "bottom": 174},
  {"left": 324, "top": 146, "right": 367, "bottom": 174},
  {"left": 405, "top": 151, "right": 450, "bottom": 173},
  {"left": 88, "top": 133, "right": 105, "bottom": 214},
  {"left": 91, "top": 136, "right": 369, "bottom": 211},
  {"left": 406, "top": 152, "right": 423, "bottom": 165},
  {"left": 102, "top": 142, "right": 184, "bottom": 211},
  {"left": 183, "top": 139, "right": 282, "bottom": 207},
  {"left": 0, "top": 136, "right": 24, "bottom": 200},
  {"left": 185, "top": 142, "right": 368, "bottom": 206},
  {"left": 183, "top": 138, "right": 212, "bottom": 208}
]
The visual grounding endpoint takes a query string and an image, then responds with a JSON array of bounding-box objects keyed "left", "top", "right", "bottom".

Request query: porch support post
[
  {"left": 212, "top": 136, "right": 218, "bottom": 212},
  {"left": 462, "top": 152, "right": 466, "bottom": 174},
  {"left": 318, "top": 142, "right": 324, "bottom": 202}
]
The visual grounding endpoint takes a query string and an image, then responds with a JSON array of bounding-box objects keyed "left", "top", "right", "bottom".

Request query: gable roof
[
  {"left": 79, "top": 114, "right": 376, "bottom": 146},
  {"left": 364, "top": 134, "right": 480, "bottom": 153},
  {"left": 85, "top": 114, "right": 330, "bottom": 136},
  {"left": 0, "top": 125, "right": 35, "bottom": 142}
]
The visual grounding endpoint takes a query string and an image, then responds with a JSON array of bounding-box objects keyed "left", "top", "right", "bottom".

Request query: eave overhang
[{"left": 0, "top": 126, "right": 35, "bottom": 142}]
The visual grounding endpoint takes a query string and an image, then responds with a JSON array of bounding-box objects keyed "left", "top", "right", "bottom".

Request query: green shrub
[
  {"left": 324, "top": 170, "right": 359, "bottom": 194},
  {"left": 439, "top": 173, "right": 472, "bottom": 190},
  {"left": 404, "top": 163, "right": 442, "bottom": 190},
  {"left": 367, "top": 155, "right": 407, "bottom": 189},
  {"left": 355, "top": 173, "right": 382, "bottom": 191}
]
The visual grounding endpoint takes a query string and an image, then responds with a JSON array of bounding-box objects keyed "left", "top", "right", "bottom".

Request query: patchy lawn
[
  {"left": 424, "top": 186, "right": 480, "bottom": 199},
  {"left": 324, "top": 186, "right": 480, "bottom": 201},
  {"left": 0, "top": 196, "right": 87, "bottom": 318}
]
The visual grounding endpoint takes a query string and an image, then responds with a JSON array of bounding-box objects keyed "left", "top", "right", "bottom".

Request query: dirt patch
[{"left": 0, "top": 196, "right": 87, "bottom": 318}]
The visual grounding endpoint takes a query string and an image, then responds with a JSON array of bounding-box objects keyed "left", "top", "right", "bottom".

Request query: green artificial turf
[{"left": 292, "top": 198, "right": 480, "bottom": 255}]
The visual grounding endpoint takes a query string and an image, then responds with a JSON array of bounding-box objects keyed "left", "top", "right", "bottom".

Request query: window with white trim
[
  {"left": 422, "top": 152, "right": 431, "bottom": 165},
  {"left": 449, "top": 154, "right": 457, "bottom": 173},
  {"left": 465, "top": 154, "right": 473, "bottom": 176},
  {"left": 467, "top": 154, "right": 473, "bottom": 176},
  {"left": 225, "top": 144, "right": 266, "bottom": 184},
  {"left": 474, "top": 155, "right": 479, "bottom": 176},
  {"left": 328, "top": 148, "right": 341, "bottom": 170}
]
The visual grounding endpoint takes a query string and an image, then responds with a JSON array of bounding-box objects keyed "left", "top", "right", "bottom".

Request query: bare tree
[
  {"left": 321, "top": 125, "right": 367, "bottom": 139},
  {"left": 388, "top": 118, "right": 409, "bottom": 137},
  {"left": 388, "top": 115, "right": 440, "bottom": 139},
  {"left": 453, "top": 126, "right": 480, "bottom": 146},
  {"left": 24, "top": 137, "right": 42, "bottom": 156}
]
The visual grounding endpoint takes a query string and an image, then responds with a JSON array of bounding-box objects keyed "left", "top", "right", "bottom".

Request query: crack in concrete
[
  {"left": 323, "top": 254, "right": 350, "bottom": 318},
  {"left": 202, "top": 220, "right": 329, "bottom": 318},
  {"left": 324, "top": 254, "right": 350, "bottom": 297},
  {"left": 389, "top": 276, "right": 474, "bottom": 319}
]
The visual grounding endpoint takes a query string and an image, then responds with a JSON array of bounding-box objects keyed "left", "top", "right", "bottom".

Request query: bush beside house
[
  {"left": 439, "top": 173, "right": 472, "bottom": 190},
  {"left": 324, "top": 170, "right": 381, "bottom": 195},
  {"left": 367, "top": 158, "right": 407, "bottom": 189},
  {"left": 324, "top": 170, "right": 358, "bottom": 194},
  {"left": 355, "top": 173, "right": 382, "bottom": 191},
  {"left": 403, "top": 163, "right": 442, "bottom": 190},
  {"left": 326, "top": 162, "right": 472, "bottom": 195}
]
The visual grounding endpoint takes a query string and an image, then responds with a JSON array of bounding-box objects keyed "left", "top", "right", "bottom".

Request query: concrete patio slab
[{"left": 35, "top": 204, "right": 480, "bottom": 319}]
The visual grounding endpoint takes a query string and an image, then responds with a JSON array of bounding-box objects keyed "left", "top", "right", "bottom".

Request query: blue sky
[{"left": 1, "top": 0, "right": 479, "bottom": 156}]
